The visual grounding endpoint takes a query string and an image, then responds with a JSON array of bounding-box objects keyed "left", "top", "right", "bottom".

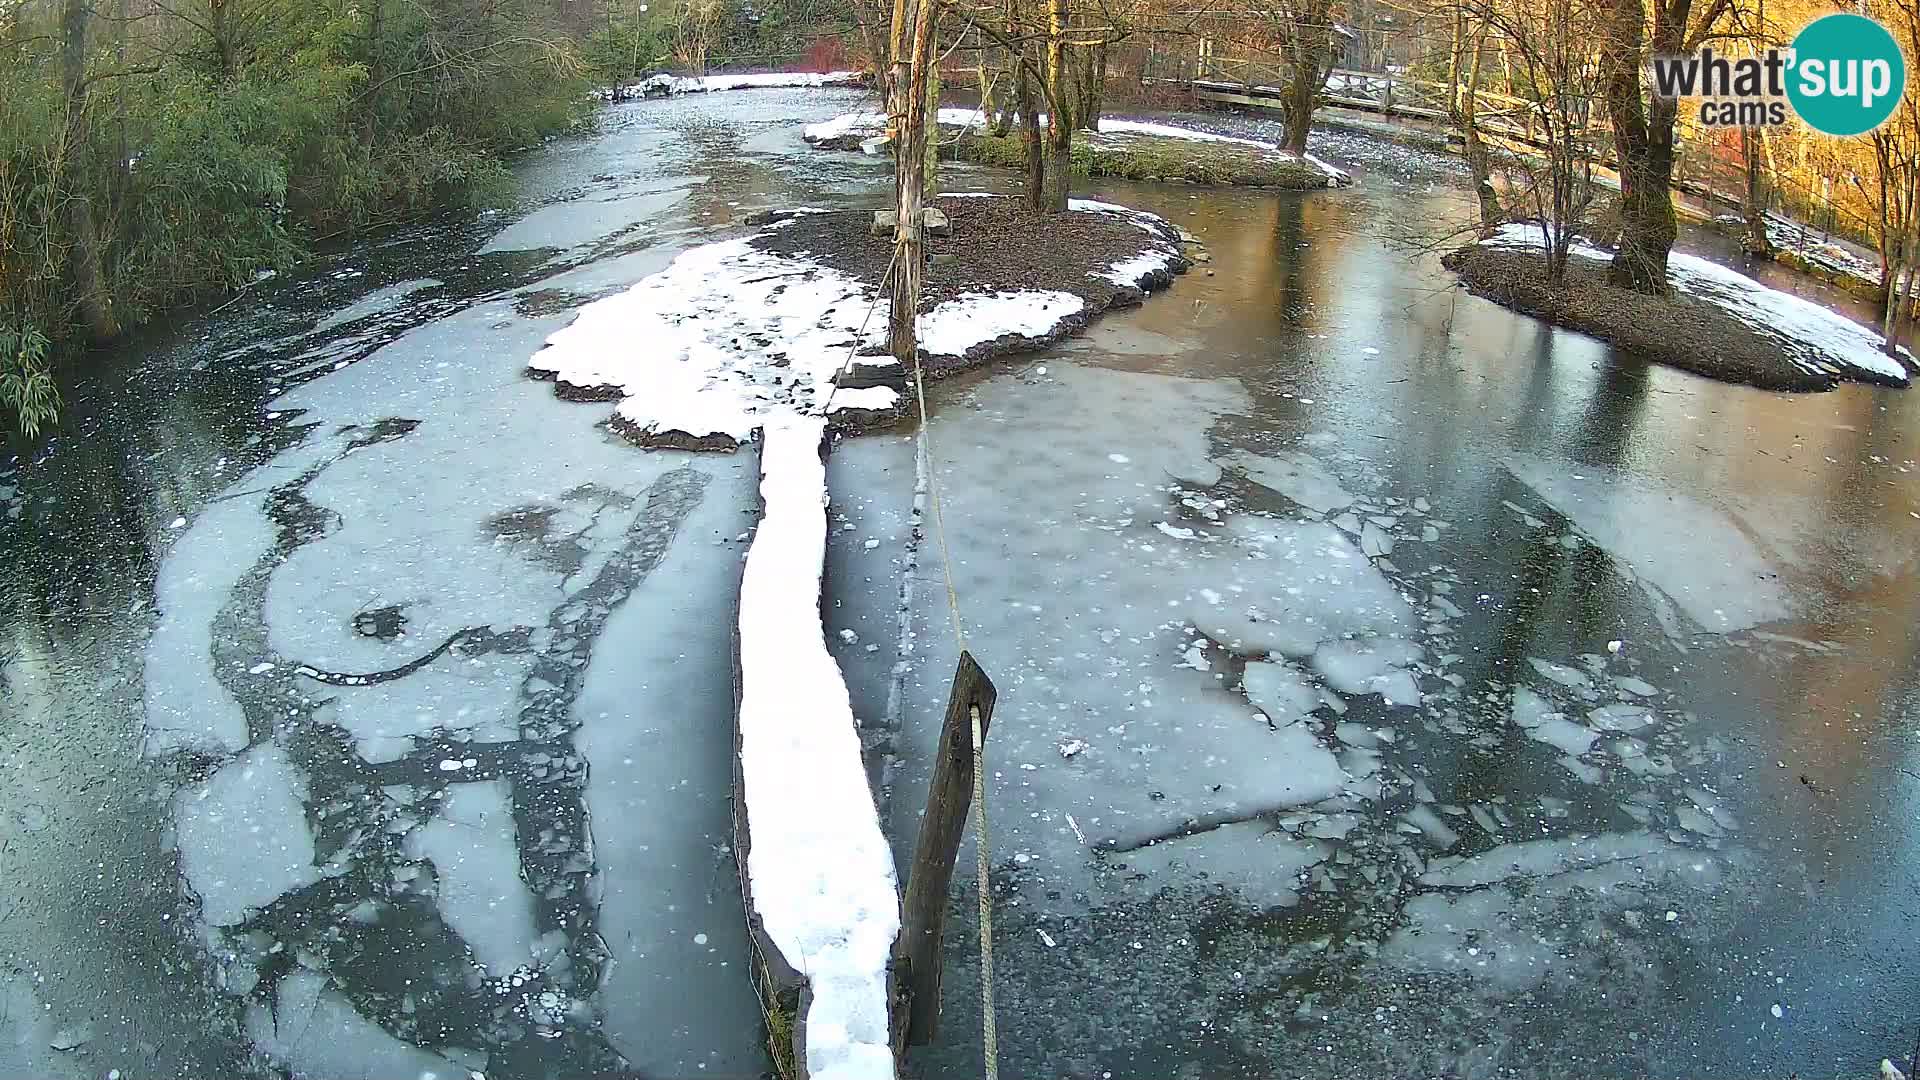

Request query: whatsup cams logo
[{"left": 1652, "top": 12, "right": 1908, "bottom": 135}]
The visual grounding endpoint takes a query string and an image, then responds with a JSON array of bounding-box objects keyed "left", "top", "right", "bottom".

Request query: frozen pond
[
  {"left": 834, "top": 171, "right": 1920, "bottom": 1077},
  {"left": 1, "top": 85, "right": 1917, "bottom": 1080}
]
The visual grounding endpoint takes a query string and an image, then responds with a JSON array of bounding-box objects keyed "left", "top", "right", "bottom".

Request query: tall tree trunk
[
  {"left": 1463, "top": 34, "right": 1498, "bottom": 235},
  {"left": 1602, "top": 0, "right": 1681, "bottom": 295},
  {"left": 61, "top": 0, "right": 118, "bottom": 342},
  {"left": 1086, "top": 42, "right": 1105, "bottom": 129},
  {"left": 1281, "top": 0, "right": 1329, "bottom": 156},
  {"left": 923, "top": 46, "right": 939, "bottom": 195},
  {"left": 1015, "top": 51, "right": 1044, "bottom": 208},
  {"left": 1073, "top": 38, "right": 1104, "bottom": 131},
  {"left": 887, "top": 0, "right": 938, "bottom": 362},
  {"left": 1741, "top": 125, "right": 1771, "bottom": 256},
  {"left": 978, "top": 52, "right": 1000, "bottom": 135},
  {"left": 210, "top": 0, "right": 235, "bottom": 78},
  {"left": 1042, "top": 0, "right": 1072, "bottom": 212}
]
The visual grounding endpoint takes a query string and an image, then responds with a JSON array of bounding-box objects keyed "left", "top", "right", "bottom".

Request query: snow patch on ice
[
  {"left": 145, "top": 497, "right": 272, "bottom": 756},
  {"left": 530, "top": 236, "right": 899, "bottom": 446},
  {"left": 737, "top": 419, "right": 898, "bottom": 1080},
  {"left": 918, "top": 290, "right": 1085, "bottom": 358}
]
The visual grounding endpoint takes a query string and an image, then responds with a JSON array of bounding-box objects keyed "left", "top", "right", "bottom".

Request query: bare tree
[{"left": 1466, "top": 0, "right": 1607, "bottom": 281}]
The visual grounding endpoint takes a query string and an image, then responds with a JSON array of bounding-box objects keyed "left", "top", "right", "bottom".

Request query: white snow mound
[{"left": 737, "top": 419, "right": 900, "bottom": 1080}]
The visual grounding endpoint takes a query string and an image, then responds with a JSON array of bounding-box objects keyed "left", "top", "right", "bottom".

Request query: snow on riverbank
[
  {"left": 529, "top": 199, "right": 1189, "bottom": 447},
  {"left": 737, "top": 418, "right": 898, "bottom": 1080},
  {"left": 802, "top": 108, "right": 1350, "bottom": 183},
  {"left": 597, "top": 70, "right": 863, "bottom": 100},
  {"left": 1487, "top": 223, "right": 1912, "bottom": 385}
]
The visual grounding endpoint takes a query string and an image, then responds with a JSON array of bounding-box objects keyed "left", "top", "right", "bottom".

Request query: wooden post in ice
[{"left": 890, "top": 650, "right": 997, "bottom": 1050}]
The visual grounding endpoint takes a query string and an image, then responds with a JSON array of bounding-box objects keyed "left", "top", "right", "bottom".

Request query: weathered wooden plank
[{"left": 889, "top": 650, "right": 997, "bottom": 1050}]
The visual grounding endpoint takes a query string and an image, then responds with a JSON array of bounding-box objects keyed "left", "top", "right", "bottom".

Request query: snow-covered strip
[
  {"left": 530, "top": 233, "right": 899, "bottom": 447},
  {"left": 1713, "top": 210, "right": 1888, "bottom": 287},
  {"left": 1069, "top": 198, "right": 1189, "bottom": 290},
  {"left": 640, "top": 70, "right": 863, "bottom": 97},
  {"left": 803, "top": 109, "right": 1350, "bottom": 181},
  {"left": 737, "top": 418, "right": 899, "bottom": 1080},
  {"left": 1487, "top": 223, "right": 1912, "bottom": 384},
  {"left": 803, "top": 108, "right": 984, "bottom": 143}
]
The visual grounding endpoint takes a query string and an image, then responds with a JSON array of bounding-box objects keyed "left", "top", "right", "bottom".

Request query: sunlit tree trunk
[
  {"left": 1042, "top": 0, "right": 1072, "bottom": 212},
  {"left": 1602, "top": 0, "right": 1687, "bottom": 295}
]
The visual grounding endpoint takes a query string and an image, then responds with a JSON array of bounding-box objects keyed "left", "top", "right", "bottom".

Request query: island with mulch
[
  {"left": 1444, "top": 224, "right": 1913, "bottom": 392},
  {"left": 524, "top": 192, "right": 1196, "bottom": 449},
  {"left": 804, "top": 109, "right": 1350, "bottom": 190}
]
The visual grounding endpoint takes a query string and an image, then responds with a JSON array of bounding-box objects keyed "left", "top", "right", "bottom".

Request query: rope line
[
  {"left": 909, "top": 342, "right": 997, "bottom": 1080},
  {"left": 819, "top": 242, "right": 902, "bottom": 420}
]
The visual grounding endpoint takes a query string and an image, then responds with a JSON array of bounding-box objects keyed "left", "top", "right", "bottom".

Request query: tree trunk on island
[
  {"left": 1015, "top": 49, "right": 1044, "bottom": 209},
  {"left": 1450, "top": 13, "right": 1499, "bottom": 237},
  {"left": 1602, "top": 0, "right": 1688, "bottom": 295},
  {"left": 1042, "top": 0, "right": 1073, "bottom": 213},
  {"left": 887, "top": 0, "right": 939, "bottom": 363},
  {"left": 1279, "top": 0, "right": 1331, "bottom": 157},
  {"left": 1074, "top": 39, "right": 1104, "bottom": 131}
]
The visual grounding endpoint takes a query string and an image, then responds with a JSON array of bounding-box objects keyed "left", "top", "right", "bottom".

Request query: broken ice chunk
[
  {"left": 1587, "top": 704, "right": 1655, "bottom": 731},
  {"left": 1222, "top": 450, "right": 1355, "bottom": 514},
  {"left": 1311, "top": 637, "right": 1421, "bottom": 704},
  {"left": 1402, "top": 805, "right": 1460, "bottom": 849},
  {"left": 1528, "top": 657, "right": 1591, "bottom": 690},
  {"left": 1241, "top": 661, "right": 1320, "bottom": 725},
  {"left": 1360, "top": 522, "right": 1395, "bottom": 558},
  {"left": 1192, "top": 609, "right": 1322, "bottom": 660}
]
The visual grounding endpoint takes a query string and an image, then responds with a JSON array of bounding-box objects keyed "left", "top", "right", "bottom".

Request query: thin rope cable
[
  {"left": 820, "top": 242, "right": 902, "bottom": 419},
  {"left": 910, "top": 340, "right": 996, "bottom": 1080}
]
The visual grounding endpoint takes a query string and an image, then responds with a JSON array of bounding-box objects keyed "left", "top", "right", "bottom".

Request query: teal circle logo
[{"left": 1787, "top": 13, "right": 1907, "bottom": 136}]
